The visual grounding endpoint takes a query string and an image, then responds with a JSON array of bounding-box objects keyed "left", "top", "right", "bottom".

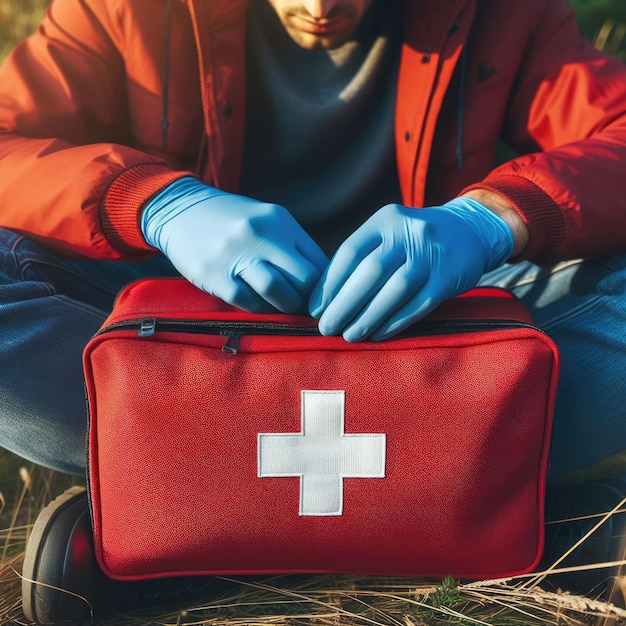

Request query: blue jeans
[
  {"left": 0, "top": 227, "right": 625, "bottom": 482},
  {"left": 0, "top": 229, "right": 178, "bottom": 474}
]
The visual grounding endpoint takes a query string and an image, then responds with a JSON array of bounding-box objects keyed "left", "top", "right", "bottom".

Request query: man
[{"left": 1, "top": 0, "right": 626, "bottom": 622}]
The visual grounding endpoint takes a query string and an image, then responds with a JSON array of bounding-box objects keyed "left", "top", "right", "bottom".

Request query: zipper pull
[
  {"left": 221, "top": 331, "right": 242, "bottom": 354},
  {"left": 138, "top": 318, "right": 156, "bottom": 337}
]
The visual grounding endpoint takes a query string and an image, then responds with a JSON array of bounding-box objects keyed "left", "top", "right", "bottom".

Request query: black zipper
[{"left": 95, "top": 317, "right": 543, "bottom": 355}]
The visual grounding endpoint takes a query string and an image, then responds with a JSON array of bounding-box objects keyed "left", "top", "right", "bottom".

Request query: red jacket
[{"left": 0, "top": 0, "right": 625, "bottom": 264}]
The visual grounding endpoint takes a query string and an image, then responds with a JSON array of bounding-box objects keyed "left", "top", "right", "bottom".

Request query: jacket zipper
[{"left": 96, "top": 317, "right": 543, "bottom": 355}]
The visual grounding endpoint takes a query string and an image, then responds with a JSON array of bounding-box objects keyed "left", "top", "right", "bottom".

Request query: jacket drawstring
[
  {"left": 456, "top": 47, "right": 467, "bottom": 170},
  {"left": 161, "top": 0, "right": 174, "bottom": 149}
]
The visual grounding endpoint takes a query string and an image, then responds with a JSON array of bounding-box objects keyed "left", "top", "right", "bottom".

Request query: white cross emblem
[{"left": 258, "top": 390, "right": 386, "bottom": 516}]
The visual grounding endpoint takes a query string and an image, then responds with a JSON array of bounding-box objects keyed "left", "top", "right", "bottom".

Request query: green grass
[
  {"left": 570, "top": 0, "right": 626, "bottom": 60},
  {"left": 0, "top": 0, "right": 49, "bottom": 62}
]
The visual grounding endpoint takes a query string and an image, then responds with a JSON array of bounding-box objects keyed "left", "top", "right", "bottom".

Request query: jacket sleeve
[
  {"left": 463, "top": 0, "right": 626, "bottom": 264},
  {"left": 0, "top": 0, "right": 191, "bottom": 259}
]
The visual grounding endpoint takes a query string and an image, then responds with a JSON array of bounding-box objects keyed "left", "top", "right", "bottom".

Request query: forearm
[
  {"left": 461, "top": 189, "right": 529, "bottom": 259},
  {"left": 463, "top": 1, "right": 626, "bottom": 264}
]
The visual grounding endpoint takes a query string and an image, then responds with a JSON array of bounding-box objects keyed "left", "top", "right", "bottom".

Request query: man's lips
[{"left": 291, "top": 14, "right": 351, "bottom": 35}]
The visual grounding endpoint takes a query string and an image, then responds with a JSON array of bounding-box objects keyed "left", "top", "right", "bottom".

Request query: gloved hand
[
  {"left": 308, "top": 197, "right": 514, "bottom": 342},
  {"left": 142, "top": 177, "right": 329, "bottom": 313}
]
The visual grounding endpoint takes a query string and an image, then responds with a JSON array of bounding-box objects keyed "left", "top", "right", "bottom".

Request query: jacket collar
[
  {"left": 402, "top": 0, "right": 472, "bottom": 51},
  {"left": 185, "top": 0, "right": 248, "bottom": 33}
]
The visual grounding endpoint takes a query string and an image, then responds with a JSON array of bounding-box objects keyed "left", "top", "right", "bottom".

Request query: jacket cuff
[
  {"left": 461, "top": 175, "right": 566, "bottom": 264},
  {"left": 101, "top": 164, "right": 196, "bottom": 256}
]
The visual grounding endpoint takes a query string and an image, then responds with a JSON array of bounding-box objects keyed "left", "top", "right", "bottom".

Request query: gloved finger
[
  {"left": 295, "top": 234, "right": 331, "bottom": 275},
  {"left": 164, "top": 255, "right": 279, "bottom": 313},
  {"left": 369, "top": 280, "right": 448, "bottom": 342},
  {"left": 316, "top": 245, "right": 406, "bottom": 336},
  {"left": 340, "top": 261, "right": 430, "bottom": 342},
  {"left": 237, "top": 261, "right": 305, "bottom": 313},
  {"left": 205, "top": 278, "right": 278, "bottom": 314},
  {"left": 309, "top": 230, "right": 381, "bottom": 318},
  {"left": 265, "top": 246, "right": 328, "bottom": 296}
]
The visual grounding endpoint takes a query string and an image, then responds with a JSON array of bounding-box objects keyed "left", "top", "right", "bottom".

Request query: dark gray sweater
[{"left": 239, "top": 0, "right": 403, "bottom": 256}]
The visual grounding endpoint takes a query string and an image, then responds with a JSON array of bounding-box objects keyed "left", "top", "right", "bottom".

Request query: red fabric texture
[{"left": 84, "top": 279, "right": 559, "bottom": 580}]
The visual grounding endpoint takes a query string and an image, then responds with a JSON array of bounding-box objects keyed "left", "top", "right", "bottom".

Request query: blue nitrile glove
[
  {"left": 308, "top": 197, "right": 514, "bottom": 342},
  {"left": 142, "top": 177, "right": 329, "bottom": 313}
]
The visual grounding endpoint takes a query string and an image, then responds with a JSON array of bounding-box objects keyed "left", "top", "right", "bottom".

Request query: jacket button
[
  {"left": 449, "top": 19, "right": 461, "bottom": 35},
  {"left": 404, "top": 131, "right": 411, "bottom": 142},
  {"left": 223, "top": 104, "right": 234, "bottom": 117},
  {"left": 421, "top": 54, "right": 431, "bottom": 63}
]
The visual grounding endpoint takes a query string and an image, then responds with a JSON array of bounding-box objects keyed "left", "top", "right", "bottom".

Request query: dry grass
[
  {"left": 2, "top": 1, "right": 626, "bottom": 625},
  {"left": 3, "top": 451, "right": 626, "bottom": 626}
]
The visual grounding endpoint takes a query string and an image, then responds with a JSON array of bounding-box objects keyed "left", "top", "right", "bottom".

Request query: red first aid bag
[{"left": 83, "top": 278, "right": 559, "bottom": 581}]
